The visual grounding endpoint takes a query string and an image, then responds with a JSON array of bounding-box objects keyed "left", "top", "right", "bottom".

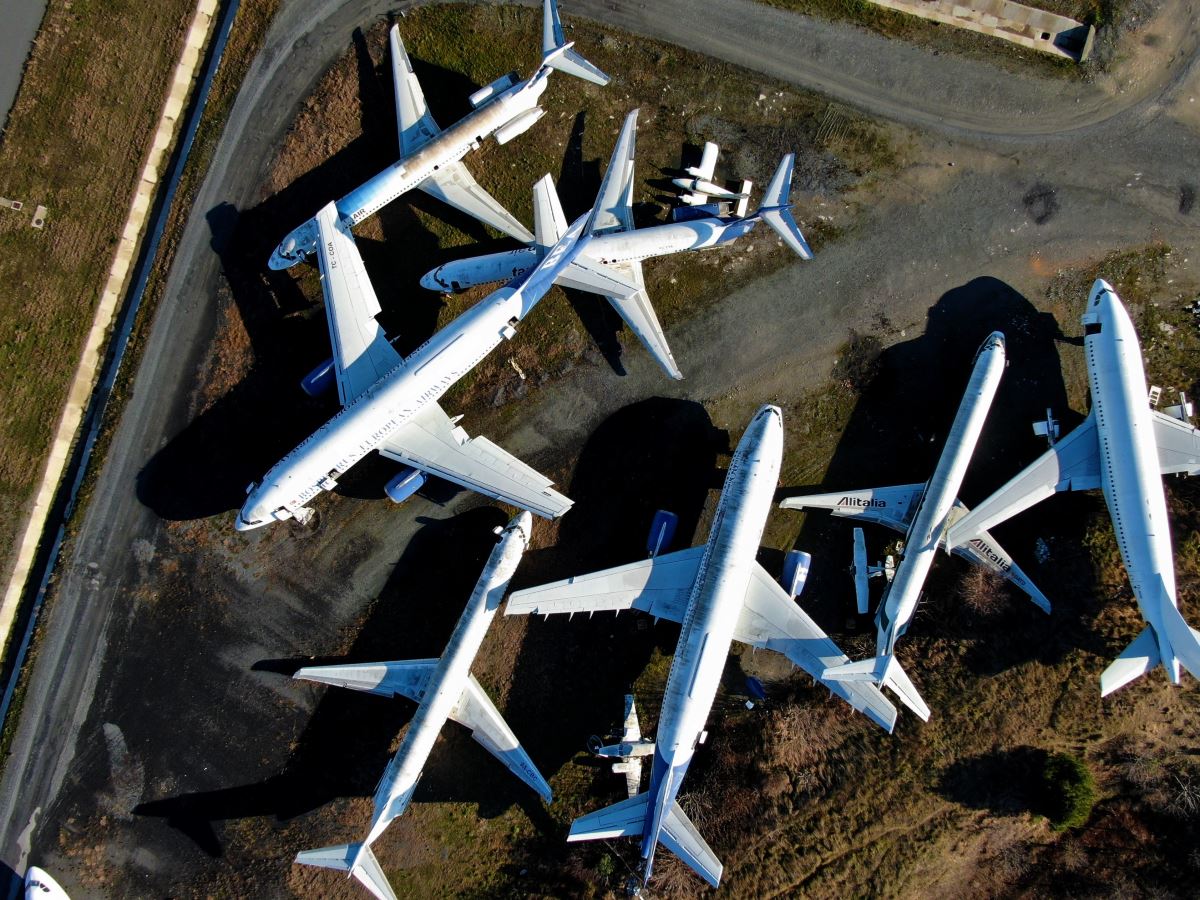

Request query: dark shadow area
[
  {"left": 131, "top": 506, "right": 547, "bottom": 857},
  {"left": 781, "top": 277, "right": 1106, "bottom": 677},
  {"left": 500, "top": 399, "right": 725, "bottom": 826},
  {"left": 134, "top": 39, "right": 532, "bottom": 522},
  {"left": 0, "top": 862, "right": 19, "bottom": 900},
  {"left": 937, "top": 745, "right": 1050, "bottom": 816}
]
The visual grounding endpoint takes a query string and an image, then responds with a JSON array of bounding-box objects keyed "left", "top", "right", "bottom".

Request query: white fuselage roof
[
  {"left": 876, "top": 333, "right": 1006, "bottom": 656},
  {"left": 642, "top": 406, "right": 783, "bottom": 849},
  {"left": 1085, "top": 283, "right": 1178, "bottom": 665},
  {"left": 363, "top": 513, "right": 532, "bottom": 844}
]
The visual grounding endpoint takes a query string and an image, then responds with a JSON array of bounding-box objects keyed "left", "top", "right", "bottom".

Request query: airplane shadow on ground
[
  {"left": 779, "top": 276, "right": 1108, "bottom": 680},
  {"left": 132, "top": 505, "right": 558, "bottom": 858},
  {"left": 134, "top": 36, "right": 530, "bottom": 522},
  {"left": 936, "top": 745, "right": 1051, "bottom": 816}
]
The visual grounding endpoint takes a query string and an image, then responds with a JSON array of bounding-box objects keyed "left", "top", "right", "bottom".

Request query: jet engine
[{"left": 494, "top": 107, "right": 546, "bottom": 145}]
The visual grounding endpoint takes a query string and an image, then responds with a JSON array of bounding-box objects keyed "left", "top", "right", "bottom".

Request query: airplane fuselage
[
  {"left": 361, "top": 513, "right": 532, "bottom": 846},
  {"left": 237, "top": 223, "right": 579, "bottom": 530},
  {"left": 639, "top": 405, "right": 783, "bottom": 862},
  {"left": 269, "top": 73, "right": 550, "bottom": 269},
  {"left": 421, "top": 215, "right": 757, "bottom": 292},
  {"left": 1084, "top": 282, "right": 1180, "bottom": 676},
  {"left": 876, "top": 333, "right": 1006, "bottom": 656}
]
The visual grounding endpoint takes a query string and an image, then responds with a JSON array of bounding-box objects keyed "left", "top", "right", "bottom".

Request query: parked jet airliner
[
  {"left": 420, "top": 109, "right": 813, "bottom": 380},
  {"left": 947, "top": 281, "right": 1200, "bottom": 695},
  {"left": 268, "top": 0, "right": 608, "bottom": 269},
  {"left": 506, "top": 406, "right": 897, "bottom": 887},
  {"left": 781, "top": 333, "right": 1050, "bottom": 720},
  {"left": 294, "top": 512, "right": 547, "bottom": 900},
  {"left": 237, "top": 179, "right": 600, "bottom": 530}
]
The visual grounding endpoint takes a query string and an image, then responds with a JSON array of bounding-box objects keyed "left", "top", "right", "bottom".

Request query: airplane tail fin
[
  {"left": 541, "top": 0, "right": 610, "bottom": 86},
  {"left": 1101, "top": 595, "right": 1200, "bottom": 696},
  {"left": 567, "top": 792, "right": 723, "bottom": 888},
  {"left": 754, "top": 154, "right": 813, "bottom": 260},
  {"left": 824, "top": 654, "right": 930, "bottom": 721},
  {"left": 295, "top": 843, "right": 397, "bottom": 900}
]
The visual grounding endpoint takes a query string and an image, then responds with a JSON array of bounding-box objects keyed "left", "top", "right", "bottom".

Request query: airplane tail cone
[
  {"left": 295, "top": 843, "right": 398, "bottom": 900},
  {"left": 755, "top": 154, "right": 813, "bottom": 260},
  {"left": 542, "top": 0, "right": 610, "bottom": 85}
]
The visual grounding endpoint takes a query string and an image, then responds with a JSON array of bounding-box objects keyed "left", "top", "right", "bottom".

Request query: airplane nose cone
[{"left": 1089, "top": 278, "right": 1115, "bottom": 305}]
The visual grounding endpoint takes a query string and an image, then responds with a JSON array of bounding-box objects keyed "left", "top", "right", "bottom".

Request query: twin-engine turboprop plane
[
  {"left": 506, "top": 405, "right": 897, "bottom": 888},
  {"left": 237, "top": 175, "right": 608, "bottom": 530},
  {"left": 671, "top": 141, "right": 752, "bottom": 209},
  {"left": 294, "top": 512, "right": 548, "bottom": 900},
  {"left": 947, "top": 281, "right": 1200, "bottom": 696},
  {"left": 420, "top": 108, "right": 813, "bottom": 380},
  {"left": 781, "top": 333, "right": 1050, "bottom": 721},
  {"left": 268, "top": 0, "right": 609, "bottom": 269}
]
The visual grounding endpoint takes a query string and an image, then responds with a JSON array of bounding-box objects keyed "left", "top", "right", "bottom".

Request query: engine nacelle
[
  {"left": 646, "top": 509, "right": 679, "bottom": 558},
  {"left": 494, "top": 107, "right": 546, "bottom": 145},
  {"left": 301, "top": 357, "right": 336, "bottom": 397},
  {"left": 469, "top": 71, "right": 520, "bottom": 108},
  {"left": 781, "top": 549, "right": 812, "bottom": 598},
  {"left": 385, "top": 466, "right": 426, "bottom": 504}
]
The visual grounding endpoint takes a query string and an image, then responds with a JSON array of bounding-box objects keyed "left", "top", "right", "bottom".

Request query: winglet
[
  {"left": 541, "top": 0, "right": 611, "bottom": 85},
  {"left": 296, "top": 843, "right": 398, "bottom": 900}
]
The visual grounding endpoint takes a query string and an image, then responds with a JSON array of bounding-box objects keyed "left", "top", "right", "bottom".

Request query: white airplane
[
  {"left": 294, "top": 511, "right": 549, "bottom": 900},
  {"left": 851, "top": 527, "right": 894, "bottom": 615},
  {"left": 781, "top": 333, "right": 1051, "bottom": 721},
  {"left": 588, "top": 694, "right": 656, "bottom": 799},
  {"left": 268, "top": 0, "right": 609, "bottom": 270},
  {"left": 947, "top": 281, "right": 1200, "bottom": 695},
  {"left": 236, "top": 174, "right": 607, "bottom": 531},
  {"left": 506, "top": 405, "right": 897, "bottom": 888},
  {"left": 671, "top": 141, "right": 752, "bottom": 210},
  {"left": 419, "top": 108, "right": 813, "bottom": 380},
  {"left": 24, "top": 867, "right": 70, "bottom": 900}
]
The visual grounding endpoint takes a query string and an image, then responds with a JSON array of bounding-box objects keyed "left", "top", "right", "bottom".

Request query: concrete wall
[{"left": 866, "top": 0, "right": 1095, "bottom": 62}]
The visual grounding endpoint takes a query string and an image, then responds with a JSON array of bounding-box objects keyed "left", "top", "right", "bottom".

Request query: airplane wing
[
  {"left": 533, "top": 173, "right": 567, "bottom": 249},
  {"left": 292, "top": 659, "right": 437, "bottom": 702},
  {"left": 448, "top": 674, "right": 552, "bottom": 801},
  {"left": 586, "top": 109, "right": 638, "bottom": 236},
  {"left": 945, "top": 413, "right": 1101, "bottom": 544},
  {"left": 779, "top": 483, "right": 926, "bottom": 535},
  {"left": 377, "top": 402, "right": 572, "bottom": 519},
  {"left": 419, "top": 160, "right": 534, "bottom": 243},
  {"left": 389, "top": 28, "right": 440, "bottom": 158},
  {"left": 1151, "top": 409, "right": 1200, "bottom": 475},
  {"left": 734, "top": 562, "right": 898, "bottom": 733},
  {"left": 313, "top": 203, "right": 404, "bottom": 406},
  {"left": 621, "top": 695, "right": 641, "bottom": 742},
  {"left": 944, "top": 504, "right": 1051, "bottom": 613},
  {"left": 504, "top": 546, "right": 704, "bottom": 619}
]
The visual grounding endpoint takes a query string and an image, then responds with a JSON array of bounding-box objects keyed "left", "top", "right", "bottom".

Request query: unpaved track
[{"left": 0, "top": 0, "right": 1198, "bottom": 893}]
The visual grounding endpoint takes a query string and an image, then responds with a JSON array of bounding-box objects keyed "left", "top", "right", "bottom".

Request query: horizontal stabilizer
[
  {"left": 293, "top": 659, "right": 436, "bottom": 702},
  {"left": 1100, "top": 627, "right": 1159, "bottom": 696},
  {"left": 568, "top": 791, "right": 650, "bottom": 841},
  {"left": 295, "top": 843, "right": 397, "bottom": 900},
  {"left": 825, "top": 655, "right": 930, "bottom": 720},
  {"left": 821, "top": 657, "right": 882, "bottom": 683},
  {"left": 1158, "top": 593, "right": 1200, "bottom": 682},
  {"left": 542, "top": 1, "right": 610, "bottom": 86},
  {"left": 758, "top": 154, "right": 813, "bottom": 260},
  {"left": 661, "top": 801, "right": 723, "bottom": 888}
]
